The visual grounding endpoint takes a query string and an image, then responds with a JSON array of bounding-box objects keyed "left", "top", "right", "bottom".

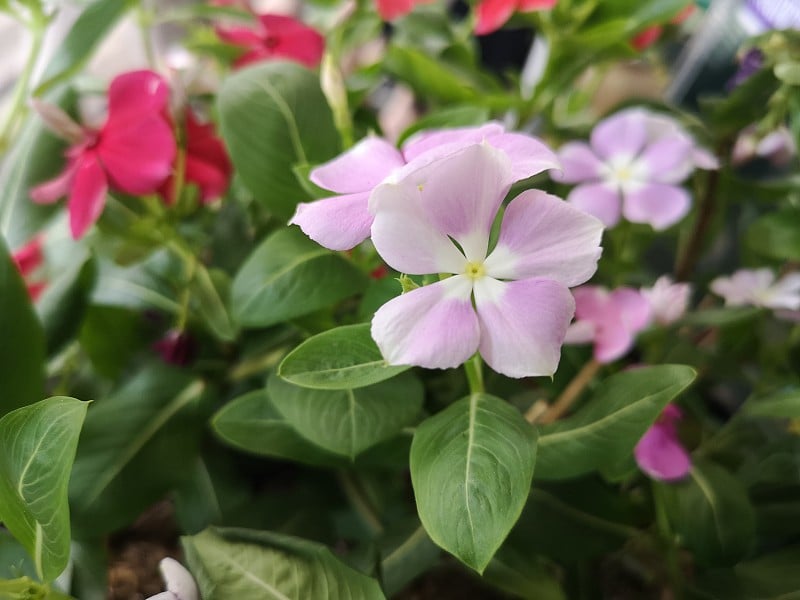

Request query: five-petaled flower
[
  {"left": 369, "top": 143, "right": 603, "bottom": 378},
  {"left": 11, "top": 237, "right": 46, "bottom": 301},
  {"left": 30, "top": 70, "right": 176, "bottom": 239},
  {"left": 555, "top": 108, "right": 717, "bottom": 230},
  {"left": 634, "top": 404, "right": 691, "bottom": 482},
  {"left": 291, "top": 123, "right": 560, "bottom": 251},
  {"left": 475, "top": 0, "right": 557, "bottom": 36},
  {"left": 711, "top": 268, "right": 800, "bottom": 311},
  {"left": 216, "top": 13, "right": 324, "bottom": 69},
  {"left": 565, "top": 286, "right": 652, "bottom": 363}
]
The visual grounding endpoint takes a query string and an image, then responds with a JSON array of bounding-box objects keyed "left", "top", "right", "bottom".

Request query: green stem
[
  {"left": 652, "top": 482, "right": 683, "bottom": 594},
  {"left": 464, "top": 354, "right": 484, "bottom": 394},
  {"left": 136, "top": 4, "right": 157, "bottom": 69}
]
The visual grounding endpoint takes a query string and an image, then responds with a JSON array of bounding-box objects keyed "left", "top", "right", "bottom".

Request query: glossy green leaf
[
  {"left": 0, "top": 397, "right": 87, "bottom": 582},
  {"left": 69, "top": 366, "right": 205, "bottom": 536},
  {"left": 267, "top": 372, "right": 423, "bottom": 458},
  {"left": 410, "top": 394, "right": 537, "bottom": 573},
  {"left": 0, "top": 238, "right": 45, "bottom": 415},
  {"left": 231, "top": 228, "right": 367, "bottom": 327},
  {"left": 746, "top": 207, "right": 800, "bottom": 261},
  {"left": 182, "top": 527, "right": 385, "bottom": 599},
  {"left": 217, "top": 61, "right": 340, "bottom": 219},
  {"left": 536, "top": 365, "right": 696, "bottom": 480},
  {"left": 278, "top": 323, "right": 409, "bottom": 390}
]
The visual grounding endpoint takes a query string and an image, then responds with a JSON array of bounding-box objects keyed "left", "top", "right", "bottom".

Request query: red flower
[
  {"left": 12, "top": 237, "right": 46, "bottom": 301},
  {"left": 375, "top": 0, "right": 434, "bottom": 21},
  {"left": 30, "top": 71, "right": 176, "bottom": 239},
  {"left": 475, "top": 0, "right": 557, "bottom": 36},
  {"left": 216, "top": 14, "right": 324, "bottom": 69},
  {"left": 160, "top": 110, "right": 232, "bottom": 204},
  {"left": 631, "top": 4, "right": 695, "bottom": 51}
]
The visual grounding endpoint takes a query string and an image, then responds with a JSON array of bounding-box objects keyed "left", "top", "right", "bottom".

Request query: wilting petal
[
  {"left": 567, "top": 182, "right": 622, "bottom": 227},
  {"left": 591, "top": 109, "right": 648, "bottom": 161},
  {"left": 107, "top": 70, "right": 169, "bottom": 122},
  {"left": 68, "top": 154, "right": 108, "bottom": 239},
  {"left": 290, "top": 192, "right": 374, "bottom": 251},
  {"left": 486, "top": 132, "right": 560, "bottom": 181},
  {"left": 371, "top": 276, "right": 479, "bottom": 369},
  {"left": 30, "top": 164, "right": 75, "bottom": 204},
  {"left": 310, "top": 137, "right": 404, "bottom": 194},
  {"left": 376, "top": 0, "right": 415, "bottom": 20},
  {"left": 401, "top": 123, "right": 504, "bottom": 163},
  {"left": 554, "top": 142, "right": 604, "bottom": 183},
  {"left": 637, "top": 134, "right": 694, "bottom": 184},
  {"left": 634, "top": 422, "right": 691, "bottom": 481},
  {"left": 474, "top": 277, "right": 574, "bottom": 378},
  {"left": 474, "top": 0, "right": 517, "bottom": 35},
  {"left": 483, "top": 190, "right": 603, "bottom": 286},
  {"left": 622, "top": 183, "right": 691, "bottom": 230},
  {"left": 370, "top": 181, "right": 467, "bottom": 273}
]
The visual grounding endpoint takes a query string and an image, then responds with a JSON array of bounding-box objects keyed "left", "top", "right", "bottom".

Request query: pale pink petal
[
  {"left": 289, "top": 192, "right": 373, "bottom": 251},
  {"left": 622, "top": 183, "right": 691, "bottom": 230},
  {"left": 593, "top": 321, "right": 637, "bottom": 363},
  {"left": 68, "top": 154, "right": 108, "bottom": 239},
  {"left": 710, "top": 270, "right": 773, "bottom": 307},
  {"left": 692, "top": 147, "right": 720, "bottom": 169},
  {"left": 641, "top": 276, "right": 691, "bottom": 325},
  {"left": 401, "top": 123, "right": 504, "bottom": 163},
  {"left": 483, "top": 189, "right": 603, "bottom": 286},
  {"left": 376, "top": 0, "right": 415, "bottom": 20},
  {"left": 371, "top": 276, "right": 479, "bottom": 369},
  {"left": 474, "top": 277, "right": 575, "bottom": 378},
  {"left": 106, "top": 70, "right": 170, "bottom": 122},
  {"left": 764, "top": 273, "right": 800, "bottom": 310},
  {"left": 591, "top": 110, "right": 648, "bottom": 161},
  {"left": 634, "top": 422, "right": 691, "bottom": 481},
  {"left": 566, "top": 182, "right": 622, "bottom": 227},
  {"left": 637, "top": 135, "right": 695, "bottom": 184},
  {"left": 30, "top": 164, "right": 75, "bottom": 204},
  {"left": 572, "top": 286, "right": 611, "bottom": 323},
  {"left": 474, "top": 0, "right": 516, "bottom": 35},
  {"left": 309, "top": 137, "right": 404, "bottom": 194},
  {"left": 554, "top": 142, "right": 604, "bottom": 183},
  {"left": 485, "top": 132, "right": 560, "bottom": 181},
  {"left": 610, "top": 288, "right": 652, "bottom": 332},
  {"left": 564, "top": 319, "right": 596, "bottom": 344}
]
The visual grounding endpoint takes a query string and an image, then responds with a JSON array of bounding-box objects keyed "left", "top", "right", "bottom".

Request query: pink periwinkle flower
[
  {"left": 634, "top": 404, "right": 691, "bottom": 482},
  {"left": 291, "top": 122, "right": 560, "bottom": 251},
  {"left": 369, "top": 143, "right": 603, "bottom": 378},
  {"left": 641, "top": 275, "right": 691, "bottom": 325},
  {"left": 375, "top": 0, "right": 433, "bottom": 21},
  {"left": 710, "top": 268, "right": 800, "bottom": 311},
  {"left": 475, "top": 0, "right": 557, "bottom": 36},
  {"left": 564, "top": 286, "right": 652, "bottom": 363},
  {"left": 30, "top": 70, "right": 176, "bottom": 239},
  {"left": 555, "top": 108, "right": 718, "bottom": 230},
  {"left": 11, "top": 237, "right": 46, "bottom": 301},
  {"left": 215, "top": 13, "right": 324, "bottom": 69}
]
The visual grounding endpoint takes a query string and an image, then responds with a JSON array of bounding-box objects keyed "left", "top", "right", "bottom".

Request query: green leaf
[
  {"left": 742, "top": 388, "right": 800, "bottom": 418},
  {"left": 0, "top": 397, "right": 88, "bottom": 582},
  {"left": 775, "top": 61, "right": 800, "bottom": 86},
  {"left": 380, "top": 524, "right": 440, "bottom": 597},
  {"left": 659, "top": 461, "right": 756, "bottom": 567},
  {"left": 746, "top": 207, "right": 800, "bottom": 261},
  {"left": 217, "top": 62, "right": 340, "bottom": 219},
  {"left": 278, "top": 323, "right": 409, "bottom": 390},
  {"left": 536, "top": 365, "right": 696, "bottom": 480},
  {"left": 69, "top": 365, "right": 205, "bottom": 536},
  {"left": 35, "top": 0, "right": 133, "bottom": 95},
  {"left": 681, "top": 307, "right": 764, "bottom": 327},
  {"left": 409, "top": 394, "right": 537, "bottom": 573},
  {"left": 483, "top": 547, "right": 566, "bottom": 600},
  {"left": 36, "top": 256, "right": 94, "bottom": 354},
  {"left": 267, "top": 372, "right": 423, "bottom": 458},
  {"left": 190, "top": 265, "right": 237, "bottom": 341},
  {"left": 0, "top": 238, "right": 45, "bottom": 415},
  {"left": 695, "top": 546, "right": 800, "bottom": 600},
  {"left": 182, "top": 527, "right": 385, "bottom": 599},
  {"left": 231, "top": 228, "right": 367, "bottom": 327}
]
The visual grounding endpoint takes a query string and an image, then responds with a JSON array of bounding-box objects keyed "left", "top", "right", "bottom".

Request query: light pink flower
[
  {"left": 30, "top": 71, "right": 176, "bottom": 239},
  {"left": 475, "top": 0, "right": 557, "bottom": 36},
  {"left": 215, "top": 13, "right": 324, "bottom": 69},
  {"left": 369, "top": 143, "right": 603, "bottom": 378},
  {"left": 710, "top": 268, "right": 800, "bottom": 310},
  {"left": 291, "top": 123, "right": 559, "bottom": 251},
  {"left": 732, "top": 125, "right": 796, "bottom": 166},
  {"left": 564, "top": 286, "right": 652, "bottom": 363},
  {"left": 556, "top": 108, "right": 717, "bottom": 230},
  {"left": 641, "top": 275, "right": 691, "bottom": 325},
  {"left": 634, "top": 404, "right": 691, "bottom": 482}
]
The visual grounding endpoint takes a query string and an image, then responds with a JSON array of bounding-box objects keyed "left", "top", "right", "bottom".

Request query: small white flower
[
  {"left": 641, "top": 276, "right": 691, "bottom": 325},
  {"left": 710, "top": 268, "right": 800, "bottom": 310}
]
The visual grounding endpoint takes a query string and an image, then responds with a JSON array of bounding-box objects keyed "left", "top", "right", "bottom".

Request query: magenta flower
[
  {"left": 641, "top": 275, "right": 691, "bottom": 325},
  {"left": 556, "top": 108, "right": 717, "bottom": 230},
  {"left": 711, "top": 268, "right": 800, "bottom": 310},
  {"left": 634, "top": 405, "right": 691, "bottom": 482},
  {"left": 564, "top": 286, "right": 652, "bottom": 363},
  {"left": 375, "top": 0, "right": 433, "bottom": 21},
  {"left": 291, "top": 123, "right": 559, "bottom": 251},
  {"left": 30, "top": 71, "right": 176, "bottom": 239},
  {"left": 153, "top": 329, "right": 196, "bottom": 367},
  {"left": 215, "top": 13, "right": 324, "bottom": 69},
  {"left": 368, "top": 143, "right": 603, "bottom": 378},
  {"left": 12, "top": 237, "right": 46, "bottom": 301},
  {"left": 475, "top": 0, "right": 557, "bottom": 36}
]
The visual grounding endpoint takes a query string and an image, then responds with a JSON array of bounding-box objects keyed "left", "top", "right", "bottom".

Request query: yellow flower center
[
  {"left": 615, "top": 165, "right": 632, "bottom": 182},
  {"left": 464, "top": 261, "right": 486, "bottom": 280}
]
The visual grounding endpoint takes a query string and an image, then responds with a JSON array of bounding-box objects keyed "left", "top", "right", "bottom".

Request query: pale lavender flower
[
  {"left": 641, "top": 275, "right": 691, "bottom": 325},
  {"left": 368, "top": 143, "right": 603, "bottom": 378},
  {"left": 555, "top": 108, "right": 718, "bottom": 230},
  {"left": 634, "top": 404, "right": 691, "bottom": 482},
  {"left": 290, "top": 123, "right": 559, "bottom": 251},
  {"left": 711, "top": 268, "right": 800, "bottom": 310},
  {"left": 146, "top": 558, "right": 199, "bottom": 600},
  {"left": 564, "top": 285, "right": 652, "bottom": 364},
  {"left": 732, "top": 125, "right": 796, "bottom": 166}
]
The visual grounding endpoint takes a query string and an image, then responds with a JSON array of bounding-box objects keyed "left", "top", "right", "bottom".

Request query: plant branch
[
  {"left": 532, "top": 359, "right": 601, "bottom": 424},
  {"left": 673, "top": 167, "right": 721, "bottom": 282}
]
